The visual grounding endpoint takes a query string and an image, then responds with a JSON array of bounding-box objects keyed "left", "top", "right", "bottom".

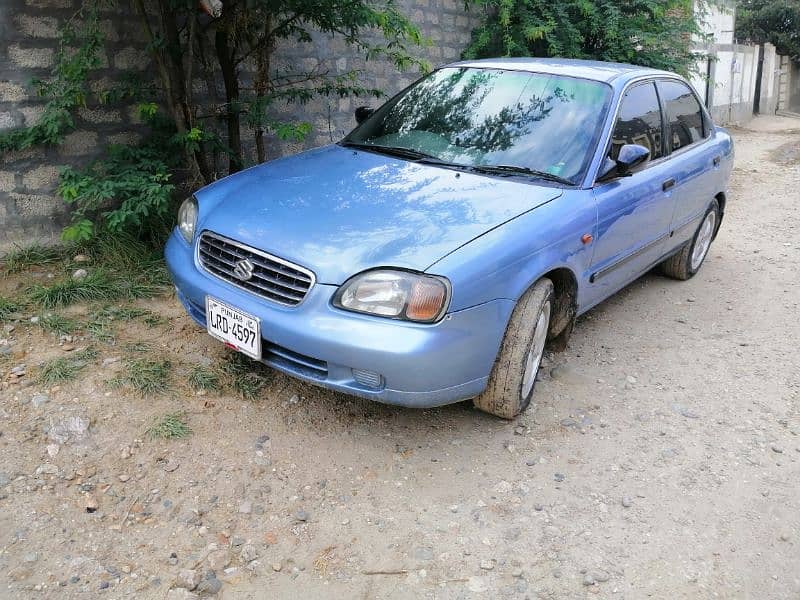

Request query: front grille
[{"left": 198, "top": 231, "right": 314, "bottom": 306}]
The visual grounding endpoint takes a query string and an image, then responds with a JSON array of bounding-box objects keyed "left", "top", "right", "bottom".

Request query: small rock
[
  {"left": 240, "top": 543, "right": 258, "bottom": 563},
  {"left": 625, "top": 375, "right": 637, "bottom": 384},
  {"left": 35, "top": 463, "right": 59, "bottom": 475},
  {"left": 207, "top": 550, "right": 230, "bottom": 571},
  {"left": 583, "top": 573, "right": 595, "bottom": 586},
  {"left": 175, "top": 569, "right": 201, "bottom": 591},
  {"left": 622, "top": 496, "right": 633, "bottom": 508},
  {"left": 46, "top": 444, "right": 60, "bottom": 457},
  {"left": 74, "top": 254, "right": 90, "bottom": 263},
  {"left": 779, "top": 533, "right": 790, "bottom": 542},
  {"left": 84, "top": 493, "right": 100, "bottom": 513},
  {"left": 48, "top": 416, "right": 90, "bottom": 444},
  {"left": 102, "top": 357, "right": 121, "bottom": 367},
  {"left": 23, "top": 552, "right": 38, "bottom": 563},
  {"left": 553, "top": 473, "right": 565, "bottom": 482},
  {"left": 295, "top": 509, "right": 308, "bottom": 522},
  {"left": 480, "top": 559, "right": 495, "bottom": 570},
  {"left": 31, "top": 392, "right": 49, "bottom": 408},
  {"left": 72, "top": 268, "right": 88, "bottom": 280},
  {"left": 118, "top": 474, "right": 130, "bottom": 482},
  {"left": 771, "top": 445, "right": 784, "bottom": 454},
  {"left": 197, "top": 574, "right": 222, "bottom": 595},
  {"left": 99, "top": 581, "right": 110, "bottom": 590},
  {"left": 238, "top": 501, "right": 252, "bottom": 514},
  {"left": 591, "top": 570, "right": 610, "bottom": 582},
  {"left": 272, "top": 562, "right": 282, "bottom": 572},
  {"left": 525, "top": 458, "right": 537, "bottom": 466},
  {"left": 513, "top": 425, "right": 526, "bottom": 435},
  {"left": 512, "top": 568, "right": 523, "bottom": 578}
]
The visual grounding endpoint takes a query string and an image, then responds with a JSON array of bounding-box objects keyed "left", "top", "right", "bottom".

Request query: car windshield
[{"left": 343, "top": 67, "right": 612, "bottom": 185}]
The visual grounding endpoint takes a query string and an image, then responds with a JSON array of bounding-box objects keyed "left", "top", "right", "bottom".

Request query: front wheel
[
  {"left": 660, "top": 199, "right": 719, "bottom": 280},
  {"left": 473, "top": 278, "right": 553, "bottom": 419}
]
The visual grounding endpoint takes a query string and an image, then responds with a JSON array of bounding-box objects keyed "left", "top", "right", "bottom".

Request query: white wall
[{"left": 696, "top": 0, "right": 736, "bottom": 45}]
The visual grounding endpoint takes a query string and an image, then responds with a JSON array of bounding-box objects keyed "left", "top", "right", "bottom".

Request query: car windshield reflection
[{"left": 344, "top": 67, "right": 612, "bottom": 184}]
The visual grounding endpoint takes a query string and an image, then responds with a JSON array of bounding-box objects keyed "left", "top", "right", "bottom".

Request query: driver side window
[{"left": 610, "top": 82, "right": 664, "bottom": 162}]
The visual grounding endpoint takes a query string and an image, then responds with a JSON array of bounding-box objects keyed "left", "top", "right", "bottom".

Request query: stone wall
[{"left": 0, "top": 0, "right": 481, "bottom": 251}]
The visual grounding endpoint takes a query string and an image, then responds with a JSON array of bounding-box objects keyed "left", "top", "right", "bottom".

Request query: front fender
[{"left": 427, "top": 189, "right": 596, "bottom": 312}]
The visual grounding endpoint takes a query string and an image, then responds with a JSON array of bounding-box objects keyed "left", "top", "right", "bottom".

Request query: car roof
[{"left": 446, "top": 57, "right": 675, "bottom": 85}]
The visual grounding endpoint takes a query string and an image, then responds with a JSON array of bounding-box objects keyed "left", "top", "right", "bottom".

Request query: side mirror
[
  {"left": 598, "top": 143, "right": 650, "bottom": 181},
  {"left": 354, "top": 106, "right": 374, "bottom": 125}
]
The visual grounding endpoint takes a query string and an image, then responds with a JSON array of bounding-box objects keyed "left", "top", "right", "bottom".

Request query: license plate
[{"left": 205, "top": 296, "right": 261, "bottom": 359}]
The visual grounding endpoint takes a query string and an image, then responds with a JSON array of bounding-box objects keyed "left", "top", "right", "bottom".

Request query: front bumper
[{"left": 165, "top": 231, "right": 514, "bottom": 407}]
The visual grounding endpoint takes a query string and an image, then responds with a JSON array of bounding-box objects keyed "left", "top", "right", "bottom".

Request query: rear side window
[
  {"left": 658, "top": 80, "right": 706, "bottom": 152},
  {"left": 610, "top": 82, "right": 663, "bottom": 161}
]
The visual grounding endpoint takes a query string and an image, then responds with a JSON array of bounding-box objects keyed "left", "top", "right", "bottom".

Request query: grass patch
[
  {"left": 0, "top": 296, "right": 21, "bottom": 321},
  {"left": 111, "top": 358, "right": 171, "bottom": 396},
  {"left": 123, "top": 341, "right": 152, "bottom": 353},
  {"left": 221, "top": 351, "right": 270, "bottom": 400},
  {"left": 37, "top": 347, "right": 98, "bottom": 385},
  {"left": 28, "top": 269, "right": 162, "bottom": 309},
  {"left": 146, "top": 412, "right": 191, "bottom": 439},
  {"left": 37, "top": 313, "right": 81, "bottom": 336},
  {"left": 188, "top": 364, "right": 221, "bottom": 392},
  {"left": 3, "top": 244, "right": 66, "bottom": 274},
  {"left": 85, "top": 305, "right": 157, "bottom": 342},
  {"left": 17, "top": 233, "right": 170, "bottom": 310}
]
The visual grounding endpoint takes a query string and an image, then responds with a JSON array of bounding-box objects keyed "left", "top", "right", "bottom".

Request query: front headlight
[
  {"left": 177, "top": 196, "right": 198, "bottom": 243},
  {"left": 333, "top": 269, "right": 450, "bottom": 323}
]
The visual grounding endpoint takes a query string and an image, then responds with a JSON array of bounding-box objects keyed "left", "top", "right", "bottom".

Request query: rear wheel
[
  {"left": 473, "top": 278, "right": 553, "bottom": 419},
  {"left": 660, "top": 199, "right": 719, "bottom": 280}
]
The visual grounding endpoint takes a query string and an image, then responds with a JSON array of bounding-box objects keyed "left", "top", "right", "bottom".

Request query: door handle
[
  {"left": 662, "top": 178, "right": 676, "bottom": 192},
  {"left": 713, "top": 156, "right": 721, "bottom": 167}
]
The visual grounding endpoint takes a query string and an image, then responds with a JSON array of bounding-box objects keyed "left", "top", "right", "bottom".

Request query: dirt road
[{"left": 1, "top": 115, "right": 799, "bottom": 599}]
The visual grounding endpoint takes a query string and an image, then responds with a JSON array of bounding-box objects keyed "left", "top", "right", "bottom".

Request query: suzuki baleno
[{"left": 166, "top": 58, "right": 733, "bottom": 418}]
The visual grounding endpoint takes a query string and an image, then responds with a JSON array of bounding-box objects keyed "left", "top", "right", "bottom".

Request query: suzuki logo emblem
[{"left": 233, "top": 259, "right": 255, "bottom": 281}]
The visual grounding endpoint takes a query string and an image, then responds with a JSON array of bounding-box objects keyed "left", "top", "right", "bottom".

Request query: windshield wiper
[
  {"left": 339, "top": 141, "right": 437, "bottom": 161},
  {"left": 469, "top": 164, "right": 576, "bottom": 186}
]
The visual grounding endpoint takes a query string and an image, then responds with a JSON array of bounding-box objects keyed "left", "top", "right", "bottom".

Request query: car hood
[{"left": 196, "top": 145, "right": 562, "bottom": 284}]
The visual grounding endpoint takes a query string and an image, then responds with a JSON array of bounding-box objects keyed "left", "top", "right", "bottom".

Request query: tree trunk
[
  {"left": 254, "top": 18, "right": 274, "bottom": 164},
  {"left": 215, "top": 23, "right": 243, "bottom": 174},
  {"left": 133, "top": 0, "right": 212, "bottom": 183}
]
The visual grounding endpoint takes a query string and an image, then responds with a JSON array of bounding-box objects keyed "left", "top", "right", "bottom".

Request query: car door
[
  {"left": 586, "top": 80, "right": 678, "bottom": 306},
  {"left": 656, "top": 78, "right": 720, "bottom": 247}
]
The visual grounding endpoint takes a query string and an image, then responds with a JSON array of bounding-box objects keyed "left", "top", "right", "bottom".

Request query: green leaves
[
  {"left": 465, "top": 0, "right": 707, "bottom": 76},
  {"left": 0, "top": 4, "right": 105, "bottom": 153},
  {"left": 58, "top": 144, "right": 175, "bottom": 241},
  {"left": 737, "top": 0, "right": 800, "bottom": 60}
]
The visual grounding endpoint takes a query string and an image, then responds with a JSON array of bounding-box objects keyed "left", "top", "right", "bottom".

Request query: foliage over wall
[
  {"left": 737, "top": 0, "right": 800, "bottom": 61},
  {"left": 463, "top": 0, "right": 708, "bottom": 76},
  {"left": 0, "top": 0, "right": 428, "bottom": 242}
]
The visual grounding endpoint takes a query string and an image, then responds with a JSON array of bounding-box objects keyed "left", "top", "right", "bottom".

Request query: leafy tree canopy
[
  {"left": 464, "top": 0, "right": 708, "bottom": 77},
  {"left": 737, "top": 0, "right": 800, "bottom": 60}
]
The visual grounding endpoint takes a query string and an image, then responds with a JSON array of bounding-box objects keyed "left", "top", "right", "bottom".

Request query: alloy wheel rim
[
  {"left": 521, "top": 301, "right": 551, "bottom": 401},
  {"left": 691, "top": 211, "right": 716, "bottom": 271}
]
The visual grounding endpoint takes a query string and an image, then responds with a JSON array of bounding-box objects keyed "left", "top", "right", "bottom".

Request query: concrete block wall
[
  {"left": 0, "top": 0, "right": 152, "bottom": 249},
  {"left": 0, "top": 0, "right": 481, "bottom": 251}
]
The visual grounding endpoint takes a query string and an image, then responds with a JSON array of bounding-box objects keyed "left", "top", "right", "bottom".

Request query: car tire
[
  {"left": 473, "top": 278, "right": 554, "bottom": 419},
  {"left": 660, "top": 199, "right": 720, "bottom": 281}
]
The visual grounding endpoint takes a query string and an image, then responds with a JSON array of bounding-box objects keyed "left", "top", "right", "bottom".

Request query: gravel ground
[{"left": 0, "top": 115, "right": 798, "bottom": 600}]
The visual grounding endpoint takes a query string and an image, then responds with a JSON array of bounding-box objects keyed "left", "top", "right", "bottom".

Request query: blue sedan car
[{"left": 166, "top": 58, "right": 733, "bottom": 418}]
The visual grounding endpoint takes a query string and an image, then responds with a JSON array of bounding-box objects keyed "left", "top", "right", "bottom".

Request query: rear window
[{"left": 658, "top": 80, "right": 706, "bottom": 152}]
